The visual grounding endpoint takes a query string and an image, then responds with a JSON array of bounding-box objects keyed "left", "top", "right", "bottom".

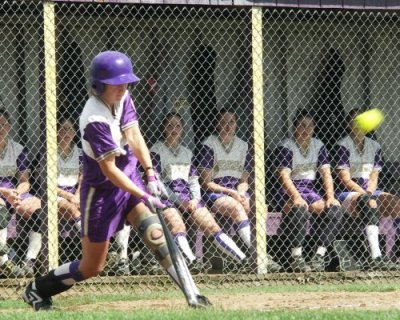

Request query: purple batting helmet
[{"left": 90, "top": 51, "right": 140, "bottom": 94}]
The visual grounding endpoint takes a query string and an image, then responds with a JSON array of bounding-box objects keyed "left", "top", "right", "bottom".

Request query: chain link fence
[{"left": 0, "top": 0, "right": 400, "bottom": 299}]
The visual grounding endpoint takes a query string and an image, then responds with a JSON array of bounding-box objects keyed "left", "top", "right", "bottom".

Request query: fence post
[
  {"left": 43, "top": 1, "right": 59, "bottom": 270},
  {"left": 251, "top": 7, "right": 268, "bottom": 274}
]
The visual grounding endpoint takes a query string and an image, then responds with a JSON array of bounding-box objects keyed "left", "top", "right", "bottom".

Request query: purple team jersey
[
  {"left": 275, "top": 137, "right": 330, "bottom": 209},
  {"left": 79, "top": 91, "right": 145, "bottom": 242},
  {"left": 335, "top": 135, "right": 384, "bottom": 201},
  {"left": 0, "top": 139, "right": 34, "bottom": 206},
  {"left": 196, "top": 135, "right": 251, "bottom": 207},
  {"left": 0, "top": 139, "right": 29, "bottom": 190},
  {"left": 57, "top": 145, "right": 82, "bottom": 195},
  {"left": 150, "top": 142, "right": 204, "bottom": 210}
]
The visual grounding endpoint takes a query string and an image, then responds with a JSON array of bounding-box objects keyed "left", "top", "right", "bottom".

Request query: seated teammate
[
  {"left": 275, "top": 109, "right": 344, "bottom": 272},
  {"left": 151, "top": 112, "right": 249, "bottom": 272},
  {"left": 196, "top": 108, "right": 281, "bottom": 272},
  {"left": 335, "top": 108, "right": 400, "bottom": 271},
  {"left": 0, "top": 109, "right": 43, "bottom": 277}
]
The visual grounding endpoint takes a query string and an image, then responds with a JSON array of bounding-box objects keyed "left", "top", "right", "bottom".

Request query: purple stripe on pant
[{"left": 80, "top": 173, "right": 145, "bottom": 242}]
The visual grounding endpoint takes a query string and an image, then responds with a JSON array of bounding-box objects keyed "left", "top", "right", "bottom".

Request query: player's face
[
  {"left": 164, "top": 116, "right": 183, "bottom": 142},
  {"left": 217, "top": 112, "right": 237, "bottom": 141},
  {"left": 101, "top": 83, "right": 128, "bottom": 105},
  {"left": 294, "top": 117, "right": 314, "bottom": 141},
  {"left": 0, "top": 115, "right": 11, "bottom": 140},
  {"left": 58, "top": 119, "right": 75, "bottom": 145}
]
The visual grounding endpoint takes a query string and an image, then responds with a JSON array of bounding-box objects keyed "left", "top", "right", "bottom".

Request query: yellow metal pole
[
  {"left": 251, "top": 7, "right": 268, "bottom": 274},
  {"left": 43, "top": 1, "right": 58, "bottom": 270}
]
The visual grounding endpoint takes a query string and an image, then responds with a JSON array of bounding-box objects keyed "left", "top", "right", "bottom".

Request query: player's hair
[
  {"left": 346, "top": 108, "right": 362, "bottom": 131},
  {"left": 293, "top": 108, "right": 313, "bottom": 129},
  {"left": 0, "top": 108, "right": 11, "bottom": 123},
  {"left": 216, "top": 108, "right": 237, "bottom": 121},
  {"left": 162, "top": 112, "right": 182, "bottom": 128},
  {"left": 57, "top": 113, "right": 78, "bottom": 132}
]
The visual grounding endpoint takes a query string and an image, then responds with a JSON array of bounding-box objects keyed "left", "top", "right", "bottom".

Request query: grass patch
[{"left": 1, "top": 309, "right": 400, "bottom": 320}]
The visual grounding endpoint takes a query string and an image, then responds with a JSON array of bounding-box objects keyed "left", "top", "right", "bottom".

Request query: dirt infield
[{"left": 64, "top": 291, "right": 400, "bottom": 312}]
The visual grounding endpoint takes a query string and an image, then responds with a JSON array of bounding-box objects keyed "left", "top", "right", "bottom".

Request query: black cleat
[
  {"left": 22, "top": 282, "right": 53, "bottom": 311},
  {"left": 189, "top": 294, "right": 212, "bottom": 309}
]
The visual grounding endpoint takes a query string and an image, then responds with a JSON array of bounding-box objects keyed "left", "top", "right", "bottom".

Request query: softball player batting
[{"left": 23, "top": 51, "right": 209, "bottom": 311}]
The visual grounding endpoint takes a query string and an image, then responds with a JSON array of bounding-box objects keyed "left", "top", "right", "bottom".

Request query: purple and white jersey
[
  {"left": 277, "top": 138, "right": 330, "bottom": 184},
  {"left": 0, "top": 139, "right": 29, "bottom": 189},
  {"left": 57, "top": 145, "right": 82, "bottom": 194},
  {"left": 150, "top": 141, "right": 200, "bottom": 200},
  {"left": 197, "top": 135, "right": 251, "bottom": 190},
  {"left": 335, "top": 135, "right": 383, "bottom": 190},
  {"left": 79, "top": 90, "right": 139, "bottom": 188}
]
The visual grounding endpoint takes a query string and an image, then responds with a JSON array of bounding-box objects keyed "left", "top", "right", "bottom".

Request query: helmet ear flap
[{"left": 92, "top": 81, "right": 105, "bottom": 95}]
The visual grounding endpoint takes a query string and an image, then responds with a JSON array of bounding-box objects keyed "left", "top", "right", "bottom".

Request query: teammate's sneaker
[
  {"left": 266, "top": 254, "right": 282, "bottom": 273},
  {"left": 0, "top": 242, "right": 10, "bottom": 256},
  {"left": 22, "top": 282, "right": 53, "bottom": 311},
  {"left": 222, "top": 257, "right": 252, "bottom": 274},
  {"left": 143, "top": 257, "right": 164, "bottom": 275},
  {"left": 189, "top": 294, "right": 212, "bottom": 309},
  {"left": 366, "top": 256, "right": 400, "bottom": 271},
  {"left": 0, "top": 260, "right": 26, "bottom": 278},
  {"left": 290, "top": 255, "right": 311, "bottom": 273},
  {"left": 309, "top": 254, "right": 325, "bottom": 272},
  {"left": 113, "top": 258, "right": 130, "bottom": 276},
  {"left": 100, "top": 250, "right": 120, "bottom": 276},
  {"left": 22, "top": 259, "right": 35, "bottom": 278},
  {"left": 130, "top": 252, "right": 142, "bottom": 275},
  {"left": 333, "top": 239, "right": 360, "bottom": 271},
  {"left": 188, "top": 258, "right": 206, "bottom": 274}
]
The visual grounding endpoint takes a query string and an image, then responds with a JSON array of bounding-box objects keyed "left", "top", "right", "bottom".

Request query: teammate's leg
[
  {"left": 163, "top": 207, "right": 197, "bottom": 263},
  {"left": 0, "top": 200, "right": 26, "bottom": 277},
  {"left": 279, "top": 203, "right": 311, "bottom": 272},
  {"left": 347, "top": 193, "right": 399, "bottom": 270},
  {"left": 58, "top": 198, "right": 81, "bottom": 232},
  {"left": 16, "top": 196, "right": 43, "bottom": 276},
  {"left": 211, "top": 196, "right": 251, "bottom": 248},
  {"left": 308, "top": 200, "right": 344, "bottom": 271},
  {"left": 113, "top": 225, "right": 131, "bottom": 276},
  {"left": 189, "top": 207, "right": 246, "bottom": 263}
]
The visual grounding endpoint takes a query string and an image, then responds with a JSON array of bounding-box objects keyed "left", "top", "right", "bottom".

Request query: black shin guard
[
  {"left": 279, "top": 207, "right": 311, "bottom": 248},
  {"left": 357, "top": 194, "right": 379, "bottom": 225},
  {"left": 316, "top": 206, "right": 344, "bottom": 247}
]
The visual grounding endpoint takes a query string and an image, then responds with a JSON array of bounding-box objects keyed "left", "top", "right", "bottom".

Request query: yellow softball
[{"left": 354, "top": 108, "right": 384, "bottom": 133}]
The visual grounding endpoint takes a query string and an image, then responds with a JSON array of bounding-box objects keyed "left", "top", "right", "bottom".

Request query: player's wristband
[{"left": 145, "top": 167, "right": 154, "bottom": 171}]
